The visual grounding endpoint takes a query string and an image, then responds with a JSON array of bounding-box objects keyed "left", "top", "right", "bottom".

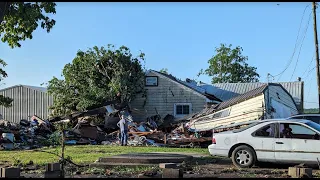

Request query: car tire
[{"left": 231, "top": 145, "right": 256, "bottom": 168}]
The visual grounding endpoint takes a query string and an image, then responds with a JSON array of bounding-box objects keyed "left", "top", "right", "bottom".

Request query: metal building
[{"left": 0, "top": 85, "right": 53, "bottom": 123}]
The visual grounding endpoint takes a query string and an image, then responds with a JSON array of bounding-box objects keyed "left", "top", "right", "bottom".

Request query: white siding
[
  {"left": 191, "top": 95, "right": 265, "bottom": 131},
  {"left": 130, "top": 71, "right": 208, "bottom": 121}
]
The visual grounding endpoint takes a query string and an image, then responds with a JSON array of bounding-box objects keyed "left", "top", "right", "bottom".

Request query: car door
[
  {"left": 250, "top": 123, "right": 276, "bottom": 162},
  {"left": 275, "top": 122, "right": 320, "bottom": 164},
  {"left": 274, "top": 122, "right": 293, "bottom": 163}
]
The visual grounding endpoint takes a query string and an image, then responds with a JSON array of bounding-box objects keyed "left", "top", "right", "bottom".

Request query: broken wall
[{"left": 190, "top": 95, "right": 265, "bottom": 131}]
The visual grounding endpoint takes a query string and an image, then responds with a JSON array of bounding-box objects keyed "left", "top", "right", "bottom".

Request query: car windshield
[
  {"left": 305, "top": 121, "right": 320, "bottom": 132},
  {"left": 232, "top": 122, "right": 261, "bottom": 133}
]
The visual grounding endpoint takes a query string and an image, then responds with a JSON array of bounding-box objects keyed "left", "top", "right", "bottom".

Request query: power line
[
  {"left": 274, "top": 5, "right": 310, "bottom": 80},
  {"left": 301, "top": 53, "right": 315, "bottom": 78},
  {"left": 303, "top": 65, "right": 316, "bottom": 79},
  {"left": 304, "top": 101, "right": 318, "bottom": 104},
  {"left": 306, "top": 75, "right": 314, "bottom": 100},
  {"left": 290, "top": 11, "right": 312, "bottom": 81}
]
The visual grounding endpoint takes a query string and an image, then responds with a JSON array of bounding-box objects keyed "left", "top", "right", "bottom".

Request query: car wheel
[{"left": 231, "top": 145, "right": 256, "bottom": 168}]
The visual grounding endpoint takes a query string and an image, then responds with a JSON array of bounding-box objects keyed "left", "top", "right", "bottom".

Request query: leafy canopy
[
  {"left": 0, "top": 2, "right": 56, "bottom": 48},
  {"left": 47, "top": 45, "right": 146, "bottom": 116},
  {"left": 159, "top": 68, "right": 168, "bottom": 74},
  {"left": 0, "top": 59, "right": 13, "bottom": 107},
  {"left": 200, "top": 44, "right": 260, "bottom": 83}
]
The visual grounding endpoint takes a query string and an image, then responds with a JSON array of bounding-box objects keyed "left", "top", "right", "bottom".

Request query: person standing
[{"left": 117, "top": 115, "right": 128, "bottom": 146}]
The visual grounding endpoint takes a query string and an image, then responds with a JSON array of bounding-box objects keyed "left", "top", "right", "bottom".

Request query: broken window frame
[{"left": 210, "top": 108, "right": 231, "bottom": 119}]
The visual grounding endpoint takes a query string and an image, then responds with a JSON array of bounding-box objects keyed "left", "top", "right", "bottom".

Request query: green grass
[{"left": 0, "top": 145, "right": 209, "bottom": 166}]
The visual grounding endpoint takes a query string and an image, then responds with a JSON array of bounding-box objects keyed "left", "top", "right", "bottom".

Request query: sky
[{"left": 0, "top": 2, "right": 319, "bottom": 108}]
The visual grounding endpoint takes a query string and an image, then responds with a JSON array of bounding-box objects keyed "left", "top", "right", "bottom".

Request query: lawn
[{"left": 0, "top": 145, "right": 209, "bottom": 166}]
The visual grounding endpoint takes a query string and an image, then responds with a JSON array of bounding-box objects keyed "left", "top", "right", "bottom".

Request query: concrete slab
[{"left": 98, "top": 153, "right": 193, "bottom": 164}]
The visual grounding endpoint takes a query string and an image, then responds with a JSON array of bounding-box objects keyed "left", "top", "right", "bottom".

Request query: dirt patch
[{"left": 16, "top": 156, "right": 320, "bottom": 178}]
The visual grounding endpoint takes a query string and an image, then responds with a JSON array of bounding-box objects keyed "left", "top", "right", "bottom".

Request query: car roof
[
  {"left": 258, "top": 118, "right": 311, "bottom": 124},
  {"left": 290, "top": 114, "right": 320, "bottom": 117}
]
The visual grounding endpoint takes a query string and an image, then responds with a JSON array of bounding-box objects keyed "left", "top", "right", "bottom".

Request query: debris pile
[
  {"left": 0, "top": 115, "right": 55, "bottom": 150},
  {"left": 0, "top": 104, "right": 214, "bottom": 150}
]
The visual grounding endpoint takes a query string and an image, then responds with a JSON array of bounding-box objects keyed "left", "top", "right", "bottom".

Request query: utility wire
[
  {"left": 290, "top": 11, "right": 312, "bottom": 81},
  {"left": 274, "top": 5, "right": 310, "bottom": 80},
  {"left": 304, "top": 101, "right": 318, "bottom": 104},
  {"left": 306, "top": 75, "right": 314, "bottom": 100},
  {"left": 301, "top": 53, "right": 315, "bottom": 78},
  {"left": 304, "top": 65, "right": 317, "bottom": 79}
]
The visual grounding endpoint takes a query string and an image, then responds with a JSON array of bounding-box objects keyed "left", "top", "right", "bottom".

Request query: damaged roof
[
  {"left": 149, "top": 70, "right": 222, "bottom": 102},
  {"left": 208, "top": 82, "right": 304, "bottom": 108},
  {"left": 213, "top": 84, "right": 268, "bottom": 111}
]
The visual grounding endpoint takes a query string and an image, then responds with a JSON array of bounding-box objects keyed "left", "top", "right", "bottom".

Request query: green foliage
[
  {"left": 200, "top": 44, "right": 260, "bottom": 83},
  {"left": 38, "top": 131, "right": 61, "bottom": 146},
  {"left": 47, "top": 45, "right": 146, "bottom": 116},
  {"left": 304, "top": 108, "right": 319, "bottom": 114},
  {"left": 159, "top": 68, "right": 168, "bottom": 74},
  {"left": 0, "top": 2, "right": 56, "bottom": 48},
  {"left": 0, "top": 58, "right": 12, "bottom": 107}
]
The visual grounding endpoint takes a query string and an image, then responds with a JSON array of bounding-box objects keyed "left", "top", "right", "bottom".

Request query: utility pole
[{"left": 312, "top": 2, "right": 320, "bottom": 113}]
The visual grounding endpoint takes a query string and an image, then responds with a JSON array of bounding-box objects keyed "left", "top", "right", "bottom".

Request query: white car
[{"left": 208, "top": 119, "right": 320, "bottom": 168}]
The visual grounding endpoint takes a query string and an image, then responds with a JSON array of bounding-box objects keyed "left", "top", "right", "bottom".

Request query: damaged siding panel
[
  {"left": 267, "top": 86, "right": 299, "bottom": 114},
  {"left": 0, "top": 85, "right": 54, "bottom": 123},
  {"left": 192, "top": 95, "right": 265, "bottom": 131},
  {"left": 277, "top": 82, "right": 303, "bottom": 111},
  {"left": 212, "top": 82, "right": 303, "bottom": 112},
  {"left": 214, "top": 84, "right": 267, "bottom": 111}
]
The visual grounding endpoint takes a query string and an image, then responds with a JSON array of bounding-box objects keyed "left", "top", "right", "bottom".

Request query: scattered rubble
[{"left": 0, "top": 103, "right": 216, "bottom": 150}]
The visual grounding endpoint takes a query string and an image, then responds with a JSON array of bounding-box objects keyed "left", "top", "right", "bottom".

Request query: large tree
[
  {"left": 159, "top": 68, "right": 168, "bottom": 74},
  {"left": 200, "top": 44, "right": 260, "bottom": 83},
  {"left": 0, "top": 2, "right": 56, "bottom": 48},
  {"left": 0, "top": 59, "right": 12, "bottom": 107},
  {"left": 47, "top": 45, "right": 146, "bottom": 116},
  {"left": 0, "top": 2, "right": 56, "bottom": 107}
]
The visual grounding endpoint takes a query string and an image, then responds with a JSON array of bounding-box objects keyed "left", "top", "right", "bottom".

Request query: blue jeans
[{"left": 120, "top": 130, "right": 128, "bottom": 146}]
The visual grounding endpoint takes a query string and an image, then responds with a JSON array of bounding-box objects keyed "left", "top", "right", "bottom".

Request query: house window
[{"left": 174, "top": 103, "right": 192, "bottom": 117}]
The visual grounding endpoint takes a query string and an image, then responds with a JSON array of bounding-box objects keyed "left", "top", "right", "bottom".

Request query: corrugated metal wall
[{"left": 0, "top": 85, "right": 54, "bottom": 123}]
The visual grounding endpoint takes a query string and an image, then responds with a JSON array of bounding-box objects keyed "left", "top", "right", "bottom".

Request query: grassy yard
[{"left": 0, "top": 145, "right": 209, "bottom": 166}]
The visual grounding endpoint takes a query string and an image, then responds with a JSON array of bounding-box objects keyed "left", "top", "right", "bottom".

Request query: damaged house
[
  {"left": 187, "top": 83, "right": 299, "bottom": 132},
  {"left": 130, "top": 70, "right": 222, "bottom": 122},
  {"left": 199, "top": 81, "right": 304, "bottom": 113},
  {"left": 130, "top": 70, "right": 303, "bottom": 125}
]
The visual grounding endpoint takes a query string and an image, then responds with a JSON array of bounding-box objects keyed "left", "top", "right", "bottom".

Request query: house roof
[
  {"left": 200, "top": 81, "right": 303, "bottom": 107},
  {"left": 189, "top": 83, "right": 298, "bottom": 120},
  {"left": 213, "top": 84, "right": 268, "bottom": 111},
  {"left": 0, "top": 84, "right": 48, "bottom": 92},
  {"left": 149, "top": 70, "right": 222, "bottom": 102}
]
